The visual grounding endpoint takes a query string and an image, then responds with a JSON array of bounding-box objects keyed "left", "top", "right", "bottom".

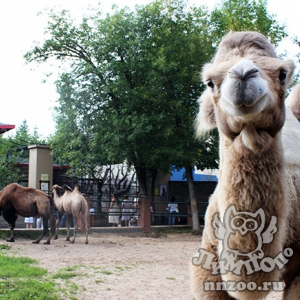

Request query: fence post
[{"left": 138, "top": 195, "right": 151, "bottom": 233}]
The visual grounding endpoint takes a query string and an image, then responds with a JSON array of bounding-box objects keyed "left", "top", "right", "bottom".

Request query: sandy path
[{"left": 3, "top": 231, "right": 282, "bottom": 299}]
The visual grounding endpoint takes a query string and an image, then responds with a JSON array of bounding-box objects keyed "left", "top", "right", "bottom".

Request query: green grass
[
  {"left": 99, "top": 269, "right": 113, "bottom": 275},
  {"left": 0, "top": 244, "right": 89, "bottom": 300},
  {"left": 52, "top": 266, "right": 81, "bottom": 280},
  {"left": 0, "top": 230, "right": 43, "bottom": 240},
  {"left": 0, "top": 245, "right": 83, "bottom": 299},
  {"left": 0, "top": 254, "right": 59, "bottom": 300},
  {"left": 0, "top": 255, "right": 47, "bottom": 278},
  {"left": 0, "top": 244, "right": 11, "bottom": 250},
  {"left": 0, "top": 279, "right": 57, "bottom": 300},
  {"left": 53, "top": 272, "right": 78, "bottom": 279}
]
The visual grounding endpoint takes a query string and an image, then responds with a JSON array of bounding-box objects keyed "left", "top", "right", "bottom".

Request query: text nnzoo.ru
[{"left": 203, "top": 281, "right": 284, "bottom": 292}]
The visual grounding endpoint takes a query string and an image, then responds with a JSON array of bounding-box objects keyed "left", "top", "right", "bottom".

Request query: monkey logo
[{"left": 212, "top": 205, "right": 277, "bottom": 264}]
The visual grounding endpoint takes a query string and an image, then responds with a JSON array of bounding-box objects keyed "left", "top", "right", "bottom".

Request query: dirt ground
[{"left": 3, "top": 231, "right": 282, "bottom": 300}]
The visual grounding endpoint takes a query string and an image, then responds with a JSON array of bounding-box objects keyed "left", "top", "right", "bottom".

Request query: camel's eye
[
  {"left": 279, "top": 70, "right": 287, "bottom": 85},
  {"left": 206, "top": 79, "right": 215, "bottom": 90}
]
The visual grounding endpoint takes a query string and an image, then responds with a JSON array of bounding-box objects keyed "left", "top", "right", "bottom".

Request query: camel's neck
[
  {"left": 52, "top": 190, "right": 61, "bottom": 204},
  {"left": 218, "top": 132, "right": 286, "bottom": 212}
]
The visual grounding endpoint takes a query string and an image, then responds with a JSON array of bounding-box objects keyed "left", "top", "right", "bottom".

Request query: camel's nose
[
  {"left": 226, "top": 60, "right": 261, "bottom": 107},
  {"left": 228, "top": 60, "right": 259, "bottom": 81}
]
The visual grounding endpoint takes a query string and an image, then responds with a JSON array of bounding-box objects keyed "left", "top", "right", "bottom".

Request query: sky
[{"left": 0, "top": 0, "right": 299, "bottom": 139}]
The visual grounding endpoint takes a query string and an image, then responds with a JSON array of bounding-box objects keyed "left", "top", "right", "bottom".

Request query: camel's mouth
[{"left": 220, "top": 94, "right": 268, "bottom": 117}]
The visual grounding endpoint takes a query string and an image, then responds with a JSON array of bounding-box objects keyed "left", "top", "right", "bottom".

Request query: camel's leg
[
  {"left": 190, "top": 231, "right": 233, "bottom": 300},
  {"left": 55, "top": 218, "right": 59, "bottom": 239},
  {"left": 190, "top": 194, "right": 233, "bottom": 300},
  {"left": 66, "top": 215, "right": 71, "bottom": 242},
  {"left": 71, "top": 215, "right": 77, "bottom": 243},
  {"left": 55, "top": 211, "right": 64, "bottom": 240},
  {"left": 33, "top": 218, "right": 49, "bottom": 244},
  {"left": 7, "top": 223, "right": 15, "bottom": 242},
  {"left": 44, "top": 201, "right": 56, "bottom": 244},
  {"left": 45, "top": 213, "right": 56, "bottom": 244},
  {"left": 283, "top": 276, "right": 300, "bottom": 300},
  {"left": 84, "top": 213, "right": 89, "bottom": 244},
  {"left": 2, "top": 209, "right": 17, "bottom": 242},
  {"left": 283, "top": 246, "right": 300, "bottom": 299}
]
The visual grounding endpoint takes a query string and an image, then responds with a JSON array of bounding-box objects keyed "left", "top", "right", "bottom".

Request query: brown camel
[
  {"left": 0, "top": 183, "right": 56, "bottom": 244},
  {"left": 52, "top": 184, "right": 89, "bottom": 244},
  {"left": 191, "top": 31, "right": 300, "bottom": 300}
]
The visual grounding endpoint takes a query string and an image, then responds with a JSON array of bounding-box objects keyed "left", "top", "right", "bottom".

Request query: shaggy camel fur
[
  {"left": 191, "top": 31, "right": 300, "bottom": 300},
  {"left": 0, "top": 183, "right": 56, "bottom": 244},
  {"left": 52, "top": 184, "right": 89, "bottom": 244}
]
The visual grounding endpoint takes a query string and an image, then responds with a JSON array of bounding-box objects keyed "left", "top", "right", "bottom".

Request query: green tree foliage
[
  {"left": 0, "top": 121, "right": 46, "bottom": 188},
  {"left": 24, "top": 0, "right": 291, "bottom": 232},
  {"left": 0, "top": 136, "right": 20, "bottom": 188},
  {"left": 25, "top": 0, "right": 218, "bottom": 195},
  {"left": 24, "top": 0, "right": 290, "bottom": 234},
  {"left": 210, "top": 0, "right": 287, "bottom": 45}
]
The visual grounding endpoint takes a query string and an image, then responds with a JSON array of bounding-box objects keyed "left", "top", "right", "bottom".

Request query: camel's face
[
  {"left": 219, "top": 59, "right": 269, "bottom": 117},
  {"left": 52, "top": 185, "right": 62, "bottom": 193},
  {"left": 198, "top": 31, "right": 295, "bottom": 139}
]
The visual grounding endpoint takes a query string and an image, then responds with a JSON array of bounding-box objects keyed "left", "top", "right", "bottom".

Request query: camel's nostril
[{"left": 228, "top": 60, "right": 259, "bottom": 81}]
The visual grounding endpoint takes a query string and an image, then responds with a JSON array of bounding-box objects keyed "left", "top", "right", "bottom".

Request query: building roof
[{"left": 0, "top": 123, "right": 15, "bottom": 134}]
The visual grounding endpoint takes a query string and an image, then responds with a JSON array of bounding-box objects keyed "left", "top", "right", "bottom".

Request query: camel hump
[
  {"left": 286, "top": 84, "right": 300, "bottom": 122},
  {"left": 74, "top": 184, "right": 81, "bottom": 192},
  {"left": 62, "top": 184, "right": 73, "bottom": 192}
]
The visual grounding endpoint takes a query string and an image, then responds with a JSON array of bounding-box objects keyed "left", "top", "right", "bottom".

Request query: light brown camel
[
  {"left": 191, "top": 31, "right": 300, "bottom": 300},
  {"left": 286, "top": 83, "right": 300, "bottom": 122},
  {"left": 52, "top": 184, "right": 89, "bottom": 244},
  {"left": 0, "top": 183, "right": 56, "bottom": 244}
]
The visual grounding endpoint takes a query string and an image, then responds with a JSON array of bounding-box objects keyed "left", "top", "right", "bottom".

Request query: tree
[
  {"left": 210, "top": 0, "right": 287, "bottom": 45},
  {"left": 0, "top": 136, "right": 20, "bottom": 188},
  {"left": 25, "top": 0, "right": 215, "bottom": 198},
  {"left": 25, "top": 0, "right": 290, "bottom": 232},
  {"left": 0, "top": 121, "right": 46, "bottom": 188}
]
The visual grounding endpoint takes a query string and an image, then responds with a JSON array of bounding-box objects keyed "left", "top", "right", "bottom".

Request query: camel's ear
[
  {"left": 194, "top": 89, "right": 217, "bottom": 139},
  {"left": 283, "top": 59, "right": 296, "bottom": 87}
]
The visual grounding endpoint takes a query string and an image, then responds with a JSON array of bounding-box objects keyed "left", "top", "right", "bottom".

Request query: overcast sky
[{"left": 0, "top": 0, "right": 299, "bottom": 138}]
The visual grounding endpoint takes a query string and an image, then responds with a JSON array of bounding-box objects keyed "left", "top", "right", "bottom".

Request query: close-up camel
[
  {"left": 0, "top": 183, "right": 56, "bottom": 244},
  {"left": 52, "top": 184, "right": 89, "bottom": 244},
  {"left": 191, "top": 31, "right": 300, "bottom": 300}
]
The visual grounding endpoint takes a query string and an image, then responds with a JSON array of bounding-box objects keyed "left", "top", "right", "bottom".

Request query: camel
[
  {"left": 191, "top": 31, "right": 300, "bottom": 300},
  {"left": 286, "top": 84, "right": 300, "bottom": 122},
  {"left": 52, "top": 184, "right": 89, "bottom": 244},
  {"left": 0, "top": 183, "right": 56, "bottom": 244}
]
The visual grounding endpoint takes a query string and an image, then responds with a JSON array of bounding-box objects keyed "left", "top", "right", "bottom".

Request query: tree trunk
[
  {"left": 185, "top": 165, "right": 200, "bottom": 233},
  {"left": 135, "top": 166, "right": 157, "bottom": 232},
  {"left": 135, "top": 166, "right": 157, "bottom": 199}
]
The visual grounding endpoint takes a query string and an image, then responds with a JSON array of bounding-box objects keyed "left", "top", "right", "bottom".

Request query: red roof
[{"left": 0, "top": 123, "right": 15, "bottom": 134}]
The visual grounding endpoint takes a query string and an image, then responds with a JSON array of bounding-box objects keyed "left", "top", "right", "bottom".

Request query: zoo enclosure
[{"left": 0, "top": 176, "right": 216, "bottom": 228}]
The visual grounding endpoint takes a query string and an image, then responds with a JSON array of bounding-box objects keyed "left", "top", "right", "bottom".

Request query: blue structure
[{"left": 170, "top": 168, "right": 217, "bottom": 182}]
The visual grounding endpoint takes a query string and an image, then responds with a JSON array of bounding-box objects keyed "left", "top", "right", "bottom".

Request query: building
[{"left": 0, "top": 123, "right": 15, "bottom": 134}]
